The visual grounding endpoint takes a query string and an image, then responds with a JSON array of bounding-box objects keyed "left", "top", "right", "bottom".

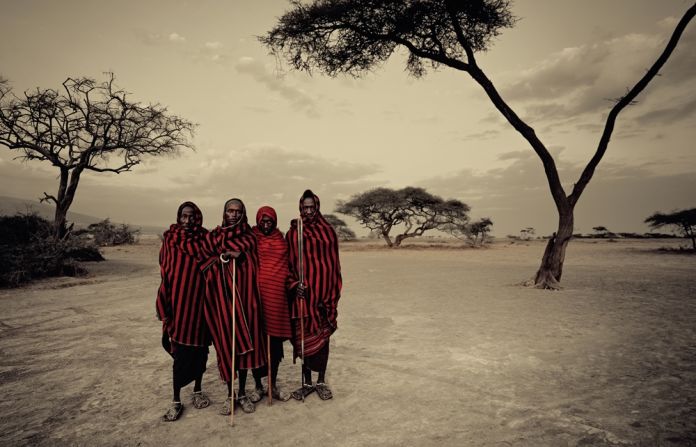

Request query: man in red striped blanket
[
  {"left": 165, "top": 198, "right": 268, "bottom": 415},
  {"left": 286, "top": 190, "right": 343, "bottom": 401},
  {"left": 252, "top": 206, "right": 293, "bottom": 402},
  {"left": 156, "top": 201, "right": 211, "bottom": 422}
]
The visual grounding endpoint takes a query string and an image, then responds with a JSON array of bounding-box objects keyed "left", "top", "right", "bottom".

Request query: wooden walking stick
[
  {"left": 298, "top": 217, "right": 306, "bottom": 402},
  {"left": 219, "top": 253, "right": 236, "bottom": 426},
  {"left": 219, "top": 256, "right": 237, "bottom": 426},
  {"left": 231, "top": 258, "right": 236, "bottom": 426},
  {"left": 267, "top": 333, "right": 272, "bottom": 405}
]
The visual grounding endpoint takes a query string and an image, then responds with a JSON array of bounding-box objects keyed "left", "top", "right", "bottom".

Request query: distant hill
[{"left": 0, "top": 196, "right": 165, "bottom": 235}]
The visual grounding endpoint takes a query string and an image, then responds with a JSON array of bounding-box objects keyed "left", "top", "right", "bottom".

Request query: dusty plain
[{"left": 0, "top": 237, "right": 695, "bottom": 446}]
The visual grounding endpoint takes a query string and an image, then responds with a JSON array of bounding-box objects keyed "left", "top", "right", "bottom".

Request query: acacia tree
[
  {"left": 395, "top": 187, "right": 470, "bottom": 246},
  {"left": 645, "top": 208, "right": 696, "bottom": 250},
  {"left": 444, "top": 216, "right": 492, "bottom": 246},
  {"left": 335, "top": 187, "right": 407, "bottom": 246},
  {"left": 0, "top": 74, "right": 196, "bottom": 238},
  {"left": 469, "top": 217, "right": 493, "bottom": 246},
  {"left": 592, "top": 226, "right": 611, "bottom": 238},
  {"left": 324, "top": 213, "right": 357, "bottom": 241},
  {"left": 336, "top": 186, "right": 469, "bottom": 247},
  {"left": 520, "top": 227, "right": 535, "bottom": 241},
  {"left": 261, "top": 0, "right": 696, "bottom": 288}
]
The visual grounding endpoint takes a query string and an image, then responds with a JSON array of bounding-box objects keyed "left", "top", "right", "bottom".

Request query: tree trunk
[
  {"left": 394, "top": 234, "right": 404, "bottom": 247},
  {"left": 394, "top": 233, "right": 413, "bottom": 247},
  {"left": 52, "top": 167, "right": 83, "bottom": 239},
  {"left": 53, "top": 204, "right": 69, "bottom": 239},
  {"left": 381, "top": 231, "right": 394, "bottom": 247},
  {"left": 50, "top": 167, "right": 70, "bottom": 238},
  {"left": 530, "top": 209, "right": 574, "bottom": 289},
  {"left": 682, "top": 224, "right": 696, "bottom": 250}
]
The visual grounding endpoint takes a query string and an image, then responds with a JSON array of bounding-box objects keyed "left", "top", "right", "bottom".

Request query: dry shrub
[
  {"left": 84, "top": 219, "right": 140, "bottom": 246},
  {"left": 0, "top": 213, "right": 103, "bottom": 288}
]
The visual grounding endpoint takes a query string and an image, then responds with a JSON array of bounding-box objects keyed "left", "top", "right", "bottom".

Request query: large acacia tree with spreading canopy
[
  {"left": 0, "top": 74, "right": 196, "bottom": 238},
  {"left": 645, "top": 208, "right": 696, "bottom": 250},
  {"left": 336, "top": 186, "right": 470, "bottom": 247},
  {"left": 261, "top": 0, "right": 696, "bottom": 288}
]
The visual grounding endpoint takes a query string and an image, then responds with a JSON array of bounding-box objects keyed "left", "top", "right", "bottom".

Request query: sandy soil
[{"left": 0, "top": 237, "right": 694, "bottom": 446}]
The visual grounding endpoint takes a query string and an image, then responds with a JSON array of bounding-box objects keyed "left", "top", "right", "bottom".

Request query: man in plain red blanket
[
  {"left": 252, "top": 206, "right": 293, "bottom": 401},
  {"left": 286, "top": 190, "right": 342, "bottom": 401}
]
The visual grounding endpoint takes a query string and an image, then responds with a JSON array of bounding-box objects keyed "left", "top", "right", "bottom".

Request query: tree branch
[
  {"left": 569, "top": 3, "right": 696, "bottom": 206},
  {"left": 39, "top": 192, "right": 57, "bottom": 204}
]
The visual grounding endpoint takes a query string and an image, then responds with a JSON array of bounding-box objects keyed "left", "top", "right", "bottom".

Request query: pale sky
[{"left": 1, "top": 0, "right": 695, "bottom": 236}]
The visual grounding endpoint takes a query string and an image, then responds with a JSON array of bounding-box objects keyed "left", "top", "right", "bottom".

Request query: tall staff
[
  {"left": 220, "top": 254, "right": 236, "bottom": 426},
  {"left": 231, "top": 258, "right": 236, "bottom": 425},
  {"left": 267, "top": 333, "right": 272, "bottom": 405},
  {"left": 297, "top": 216, "right": 306, "bottom": 402}
]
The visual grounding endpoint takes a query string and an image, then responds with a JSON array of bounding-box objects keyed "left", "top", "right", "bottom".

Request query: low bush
[
  {"left": 84, "top": 219, "right": 140, "bottom": 246},
  {"left": 0, "top": 213, "right": 103, "bottom": 288}
]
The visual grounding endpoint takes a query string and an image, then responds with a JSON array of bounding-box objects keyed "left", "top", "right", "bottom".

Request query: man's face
[
  {"left": 224, "top": 202, "right": 244, "bottom": 226},
  {"left": 259, "top": 216, "right": 275, "bottom": 236},
  {"left": 178, "top": 206, "right": 196, "bottom": 230},
  {"left": 301, "top": 197, "right": 317, "bottom": 219}
]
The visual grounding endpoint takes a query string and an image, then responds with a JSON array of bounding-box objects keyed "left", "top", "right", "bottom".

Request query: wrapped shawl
[
  {"left": 169, "top": 199, "right": 266, "bottom": 382},
  {"left": 286, "top": 191, "right": 342, "bottom": 359},
  {"left": 252, "top": 206, "right": 292, "bottom": 339},
  {"left": 156, "top": 201, "right": 210, "bottom": 348}
]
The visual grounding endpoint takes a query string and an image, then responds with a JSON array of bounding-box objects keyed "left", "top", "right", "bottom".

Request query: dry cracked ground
[{"left": 1, "top": 237, "right": 694, "bottom": 446}]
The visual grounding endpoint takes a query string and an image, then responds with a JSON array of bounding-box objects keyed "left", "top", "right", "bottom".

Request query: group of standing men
[{"left": 155, "top": 190, "right": 342, "bottom": 422}]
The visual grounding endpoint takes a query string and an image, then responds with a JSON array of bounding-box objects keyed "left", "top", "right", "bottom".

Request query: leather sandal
[
  {"left": 192, "top": 391, "right": 210, "bottom": 409},
  {"left": 291, "top": 384, "right": 315, "bottom": 400},
  {"left": 162, "top": 401, "right": 184, "bottom": 422},
  {"left": 237, "top": 395, "right": 256, "bottom": 413},
  {"left": 315, "top": 382, "right": 333, "bottom": 400}
]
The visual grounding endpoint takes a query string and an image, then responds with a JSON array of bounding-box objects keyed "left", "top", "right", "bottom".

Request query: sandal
[
  {"left": 272, "top": 386, "right": 291, "bottom": 402},
  {"left": 219, "top": 396, "right": 233, "bottom": 416},
  {"left": 248, "top": 386, "right": 265, "bottom": 403},
  {"left": 161, "top": 401, "right": 184, "bottom": 422},
  {"left": 291, "top": 384, "right": 315, "bottom": 401},
  {"left": 192, "top": 391, "right": 210, "bottom": 409},
  {"left": 315, "top": 382, "right": 333, "bottom": 400},
  {"left": 237, "top": 395, "right": 256, "bottom": 413}
]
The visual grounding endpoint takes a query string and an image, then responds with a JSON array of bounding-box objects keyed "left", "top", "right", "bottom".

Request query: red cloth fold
[
  {"left": 252, "top": 206, "right": 292, "bottom": 339},
  {"left": 156, "top": 202, "right": 210, "bottom": 348},
  {"left": 286, "top": 192, "right": 342, "bottom": 359},
  {"left": 168, "top": 200, "right": 266, "bottom": 382}
]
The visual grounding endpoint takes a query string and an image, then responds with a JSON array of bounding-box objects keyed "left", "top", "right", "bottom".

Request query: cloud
[
  {"left": 418, "top": 152, "right": 696, "bottom": 237},
  {"left": 133, "top": 30, "right": 162, "bottom": 46},
  {"left": 635, "top": 95, "right": 696, "bottom": 126},
  {"left": 148, "top": 145, "right": 381, "bottom": 227},
  {"left": 235, "top": 57, "right": 319, "bottom": 118},
  {"left": 243, "top": 105, "right": 272, "bottom": 114},
  {"left": 0, "top": 145, "right": 381, "bottom": 229},
  {"left": 193, "top": 41, "right": 231, "bottom": 64},
  {"left": 497, "top": 150, "right": 533, "bottom": 161},
  {"left": 461, "top": 129, "right": 501, "bottom": 141},
  {"left": 4, "top": 144, "right": 694, "bottom": 240},
  {"left": 133, "top": 29, "right": 187, "bottom": 46},
  {"left": 499, "top": 22, "right": 696, "bottom": 124},
  {"left": 168, "top": 32, "right": 186, "bottom": 43},
  {"left": 132, "top": 29, "right": 228, "bottom": 64}
]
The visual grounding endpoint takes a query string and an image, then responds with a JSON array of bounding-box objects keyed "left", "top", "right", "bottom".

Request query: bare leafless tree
[
  {"left": 261, "top": 0, "right": 696, "bottom": 288},
  {"left": 0, "top": 74, "right": 196, "bottom": 237}
]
